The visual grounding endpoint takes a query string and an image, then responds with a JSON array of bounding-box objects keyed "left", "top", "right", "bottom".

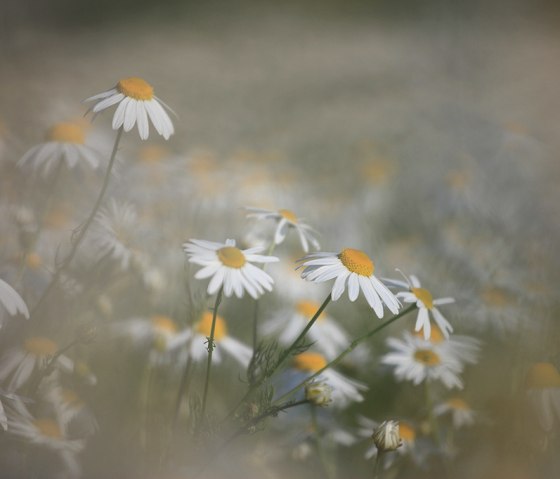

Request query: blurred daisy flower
[
  {"left": 298, "top": 248, "right": 400, "bottom": 318},
  {"left": 110, "top": 314, "right": 179, "bottom": 354},
  {"left": 262, "top": 299, "right": 349, "bottom": 359},
  {"left": 245, "top": 207, "right": 320, "bottom": 253},
  {"left": 0, "top": 337, "right": 72, "bottom": 391},
  {"left": 358, "top": 416, "right": 419, "bottom": 463},
  {"left": 85, "top": 77, "right": 174, "bottom": 140},
  {"left": 416, "top": 324, "right": 481, "bottom": 367},
  {"left": 0, "top": 278, "right": 29, "bottom": 328},
  {"left": 168, "top": 311, "right": 252, "bottom": 367},
  {"left": 183, "top": 238, "right": 279, "bottom": 299},
  {"left": 434, "top": 397, "right": 476, "bottom": 429},
  {"left": 288, "top": 352, "right": 367, "bottom": 407},
  {"left": 381, "top": 332, "right": 464, "bottom": 389},
  {"left": 525, "top": 362, "right": 560, "bottom": 432},
  {"left": 385, "top": 273, "right": 454, "bottom": 340},
  {"left": 18, "top": 121, "right": 101, "bottom": 176}
]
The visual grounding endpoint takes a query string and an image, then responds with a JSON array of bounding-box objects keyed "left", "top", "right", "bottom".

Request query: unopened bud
[
  {"left": 372, "top": 420, "right": 402, "bottom": 452},
  {"left": 305, "top": 381, "right": 333, "bottom": 407}
]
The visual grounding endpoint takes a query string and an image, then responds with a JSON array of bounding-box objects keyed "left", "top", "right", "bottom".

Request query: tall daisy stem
[
  {"left": 273, "top": 304, "right": 416, "bottom": 404},
  {"left": 199, "top": 286, "right": 223, "bottom": 428},
  {"left": 30, "top": 127, "right": 123, "bottom": 317},
  {"left": 373, "top": 451, "right": 385, "bottom": 479}
]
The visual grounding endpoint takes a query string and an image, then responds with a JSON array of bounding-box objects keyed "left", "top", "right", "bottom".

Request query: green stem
[
  {"left": 311, "top": 404, "right": 335, "bottom": 479},
  {"left": 172, "top": 353, "right": 194, "bottom": 428},
  {"left": 273, "top": 304, "right": 416, "bottom": 405},
  {"left": 30, "top": 127, "right": 123, "bottom": 318},
  {"left": 373, "top": 451, "right": 385, "bottom": 479},
  {"left": 199, "top": 286, "right": 223, "bottom": 427}
]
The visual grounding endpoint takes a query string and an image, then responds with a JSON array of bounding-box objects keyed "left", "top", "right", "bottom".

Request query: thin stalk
[
  {"left": 199, "top": 286, "right": 223, "bottom": 427},
  {"left": 172, "top": 353, "right": 194, "bottom": 428},
  {"left": 373, "top": 451, "right": 385, "bottom": 479},
  {"left": 30, "top": 127, "right": 123, "bottom": 317},
  {"left": 274, "top": 305, "right": 416, "bottom": 404},
  {"left": 311, "top": 404, "right": 335, "bottom": 479}
]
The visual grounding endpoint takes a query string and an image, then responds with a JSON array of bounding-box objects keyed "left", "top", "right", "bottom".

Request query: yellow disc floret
[
  {"left": 117, "top": 77, "right": 154, "bottom": 100},
  {"left": 196, "top": 311, "right": 227, "bottom": 341},
  {"left": 399, "top": 421, "right": 416, "bottom": 443},
  {"left": 278, "top": 209, "right": 298, "bottom": 223},
  {"left": 217, "top": 246, "right": 246, "bottom": 268},
  {"left": 411, "top": 287, "right": 434, "bottom": 309},
  {"left": 482, "top": 287, "right": 509, "bottom": 308},
  {"left": 447, "top": 397, "right": 470, "bottom": 411},
  {"left": 151, "top": 315, "right": 177, "bottom": 334},
  {"left": 296, "top": 300, "right": 325, "bottom": 322},
  {"left": 24, "top": 337, "right": 58, "bottom": 356},
  {"left": 525, "top": 362, "right": 560, "bottom": 389},
  {"left": 338, "top": 248, "right": 374, "bottom": 276},
  {"left": 292, "top": 352, "right": 327, "bottom": 372},
  {"left": 413, "top": 349, "right": 441, "bottom": 366},
  {"left": 47, "top": 122, "right": 85, "bottom": 144},
  {"left": 34, "top": 418, "right": 63, "bottom": 439},
  {"left": 414, "top": 322, "right": 444, "bottom": 343}
]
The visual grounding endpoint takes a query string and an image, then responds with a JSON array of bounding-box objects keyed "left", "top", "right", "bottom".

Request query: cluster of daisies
[{"left": 0, "top": 75, "right": 557, "bottom": 479}]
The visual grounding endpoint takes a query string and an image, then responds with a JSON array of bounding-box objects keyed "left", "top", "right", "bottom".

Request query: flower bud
[
  {"left": 305, "top": 381, "right": 333, "bottom": 407},
  {"left": 372, "top": 420, "right": 402, "bottom": 452}
]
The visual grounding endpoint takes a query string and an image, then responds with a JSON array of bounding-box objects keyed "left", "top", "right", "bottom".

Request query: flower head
[
  {"left": 184, "top": 238, "right": 279, "bottom": 299},
  {"left": 85, "top": 77, "right": 174, "bottom": 140},
  {"left": 245, "top": 207, "right": 320, "bottom": 252},
  {"left": 298, "top": 248, "right": 400, "bottom": 318},
  {"left": 525, "top": 362, "right": 560, "bottom": 431},
  {"left": 372, "top": 420, "right": 402, "bottom": 452},
  {"left": 305, "top": 381, "right": 333, "bottom": 407},
  {"left": 385, "top": 272, "right": 455, "bottom": 340}
]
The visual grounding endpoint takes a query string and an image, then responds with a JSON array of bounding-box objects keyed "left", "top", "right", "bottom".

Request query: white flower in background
[
  {"left": 0, "top": 278, "right": 29, "bottom": 327},
  {"left": 18, "top": 121, "right": 101, "bottom": 176},
  {"left": 298, "top": 248, "right": 400, "bottom": 318},
  {"left": 418, "top": 324, "right": 481, "bottom": 366},
  {"left": 184, "top": 238, "right": 279, "bottom": 299},
  {"left": 434, "top": 397, "right": 476, "bottom": 429},
  {"left": 110, "top": 314, "right": 179, "bottom": 353},
  {"left": 92, "top": 199, "right": 139, "bottom": 270},
  {"left": 0, "top": 337, "right": 72, "bottom": 391},
  {"left": 168, "top": 311, "right": 252, "bottom": 367},
  {"left": 525, "top": 362, "right": 560, "bottom": 432},
  {"left": 4, "top": 397, "right": 84, "bottom": 477},
  {"left": 385, "top": 272, "right": 454, "bottom": 340},
  {"left": 262, "top": 299, "right": 349, "bottom": 359},
  {"left": 372, "top": 420, "right": 402, "bottom": 452},
  {"left": 290, "top": 352, "right": 367, "bottom": 407},
  {"left": 85, "top": 77, "right": 174, "bottom": 140},
  {"left": 381, "top": 332, "right": 465, "bottom": 389},
  {"left": 245, "top": 207, "right": 321, "bottom": 253}
]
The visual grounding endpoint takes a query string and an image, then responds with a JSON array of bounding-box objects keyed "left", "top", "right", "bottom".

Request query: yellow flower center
[
  {"left": 46, "top": 122, "right": 85, "bottom": 144},
  {"left": 196, "top": 311, "right": 227, "bottom": 341},
  {"left": 446, "top": 170, "right": 471, "bottom": 190},
  {"left": 447, "top": 397, "right": 470, "bottom": 411},
  {"left": 399, "top": 422, "right": 416, "bottom": 442},
  {"left": 292, "top": 352, "right": 327, "bottom": 372},
  {"left": 482, "top": 287, "right": 509, "bottom": 308},
  {"left": 61, "top": 389, "right": 84, "bottom": 407},
  {"left": 140, "top": 145, "right": 169, "bottom": 163},
  {"left": 33, "top": 418, "right": 62, "bottom": 439},
  {"left": 151, "top": 315, "right": 177, "bottom": 334},
  {"left": 338, "top": 248, "right": 374, "bottom": 276},
  {"left": 74, "top": 361, "right": 92, "bottom": 378},
  {"left": 24, "top": 337, "right": 58, "bottom": 356},
  {"left": 414, "top": 323, "right": 444, "bottom": 343},
  {"left": 413, "top": 349, "right": 441, "bottom": 366},
  {"left": 278, "top": 209, "right": 298, "bottom": 223},
  {"left": 296, "top": 300, "right": 325, "bottom": 322},
  {"left": 525, "top": 362, "right": 560, "bottom": 389},
  {"left": 411, "top": 287, "right": 434, "bottom": 309},
  {"left": 217, "top": 246, "right": 246, "bottom": 269},
  {"left": 25, "top": 252, "right": 43, "bottom": 270},
  {"left": 362, "top": 159, "right": 394, "bottom": 185},
  {"left": 117, "top": 77, "right": 154, "bottom": 100}
]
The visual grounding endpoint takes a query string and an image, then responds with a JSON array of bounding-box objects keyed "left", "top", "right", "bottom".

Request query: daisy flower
[
  {"left": 183, "top": 238, "right": 279, "bottom": 299},
  {"left": 110, "top": 314, "right": 180, "bottom": 353},
  {"left": 0, "top": 278, "right": 29, "bottom": 327},
  {"left": 0, "top": 337, "right": 73, "bottom": 391},
  {"left": 416, "top": 324, "right": 481, "bottom": 366},
  {"left": 381, "top": 332, "right": 464, "bottom": 389},
  {"left": 525, "top": 362, "right": 560, "bottom": 432},
  {"left": 18, "top": 121, "right": 101, "bottom": 176},
  {"left": 358, "top": 416, "right": 419, "bottom": 463},
  {"left": 288, "top": 352, "right": 367, "bottom": 407},
  {"left": 84, "top": 77, "right": 174, "bottom": 140},
  {"left": 434, "top": 397, "right": 476, "bottom": 429},
  {"left": 385, "top": 273, "right": 455, "bottom": 340},
  {"left": 262, "top": 299, "right": 349, "bottom": 359},
  {"left": 168, "top": 311, "right": 252, "bottom": 367},
  {"left": 298, "top": 248, "right": 400, "bottom": 318},
  {"left": 4, "top": 397, "right": 84, "bottom": 477},
  {"left": 245, "top": 207, "right": 320, "bottom": 253}
]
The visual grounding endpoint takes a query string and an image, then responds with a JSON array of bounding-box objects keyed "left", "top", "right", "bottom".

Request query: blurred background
[{"left": 1, "top": 1, "right": 559, "bottom": 478}]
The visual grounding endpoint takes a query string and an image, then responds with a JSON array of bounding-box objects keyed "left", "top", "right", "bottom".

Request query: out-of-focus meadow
[{"left": 1, "top": 1, "right": 559, "bottom": 478}]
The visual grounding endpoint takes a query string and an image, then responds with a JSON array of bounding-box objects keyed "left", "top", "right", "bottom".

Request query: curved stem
[
  {"left": 273, "top": 304, "right": 416, "bottom": 405},
  {"left": 199, "top": 286, "right": 223, "bottom": 427},
  {"left": 30, "top": 127, "right": 123, "bottom": 318}
]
